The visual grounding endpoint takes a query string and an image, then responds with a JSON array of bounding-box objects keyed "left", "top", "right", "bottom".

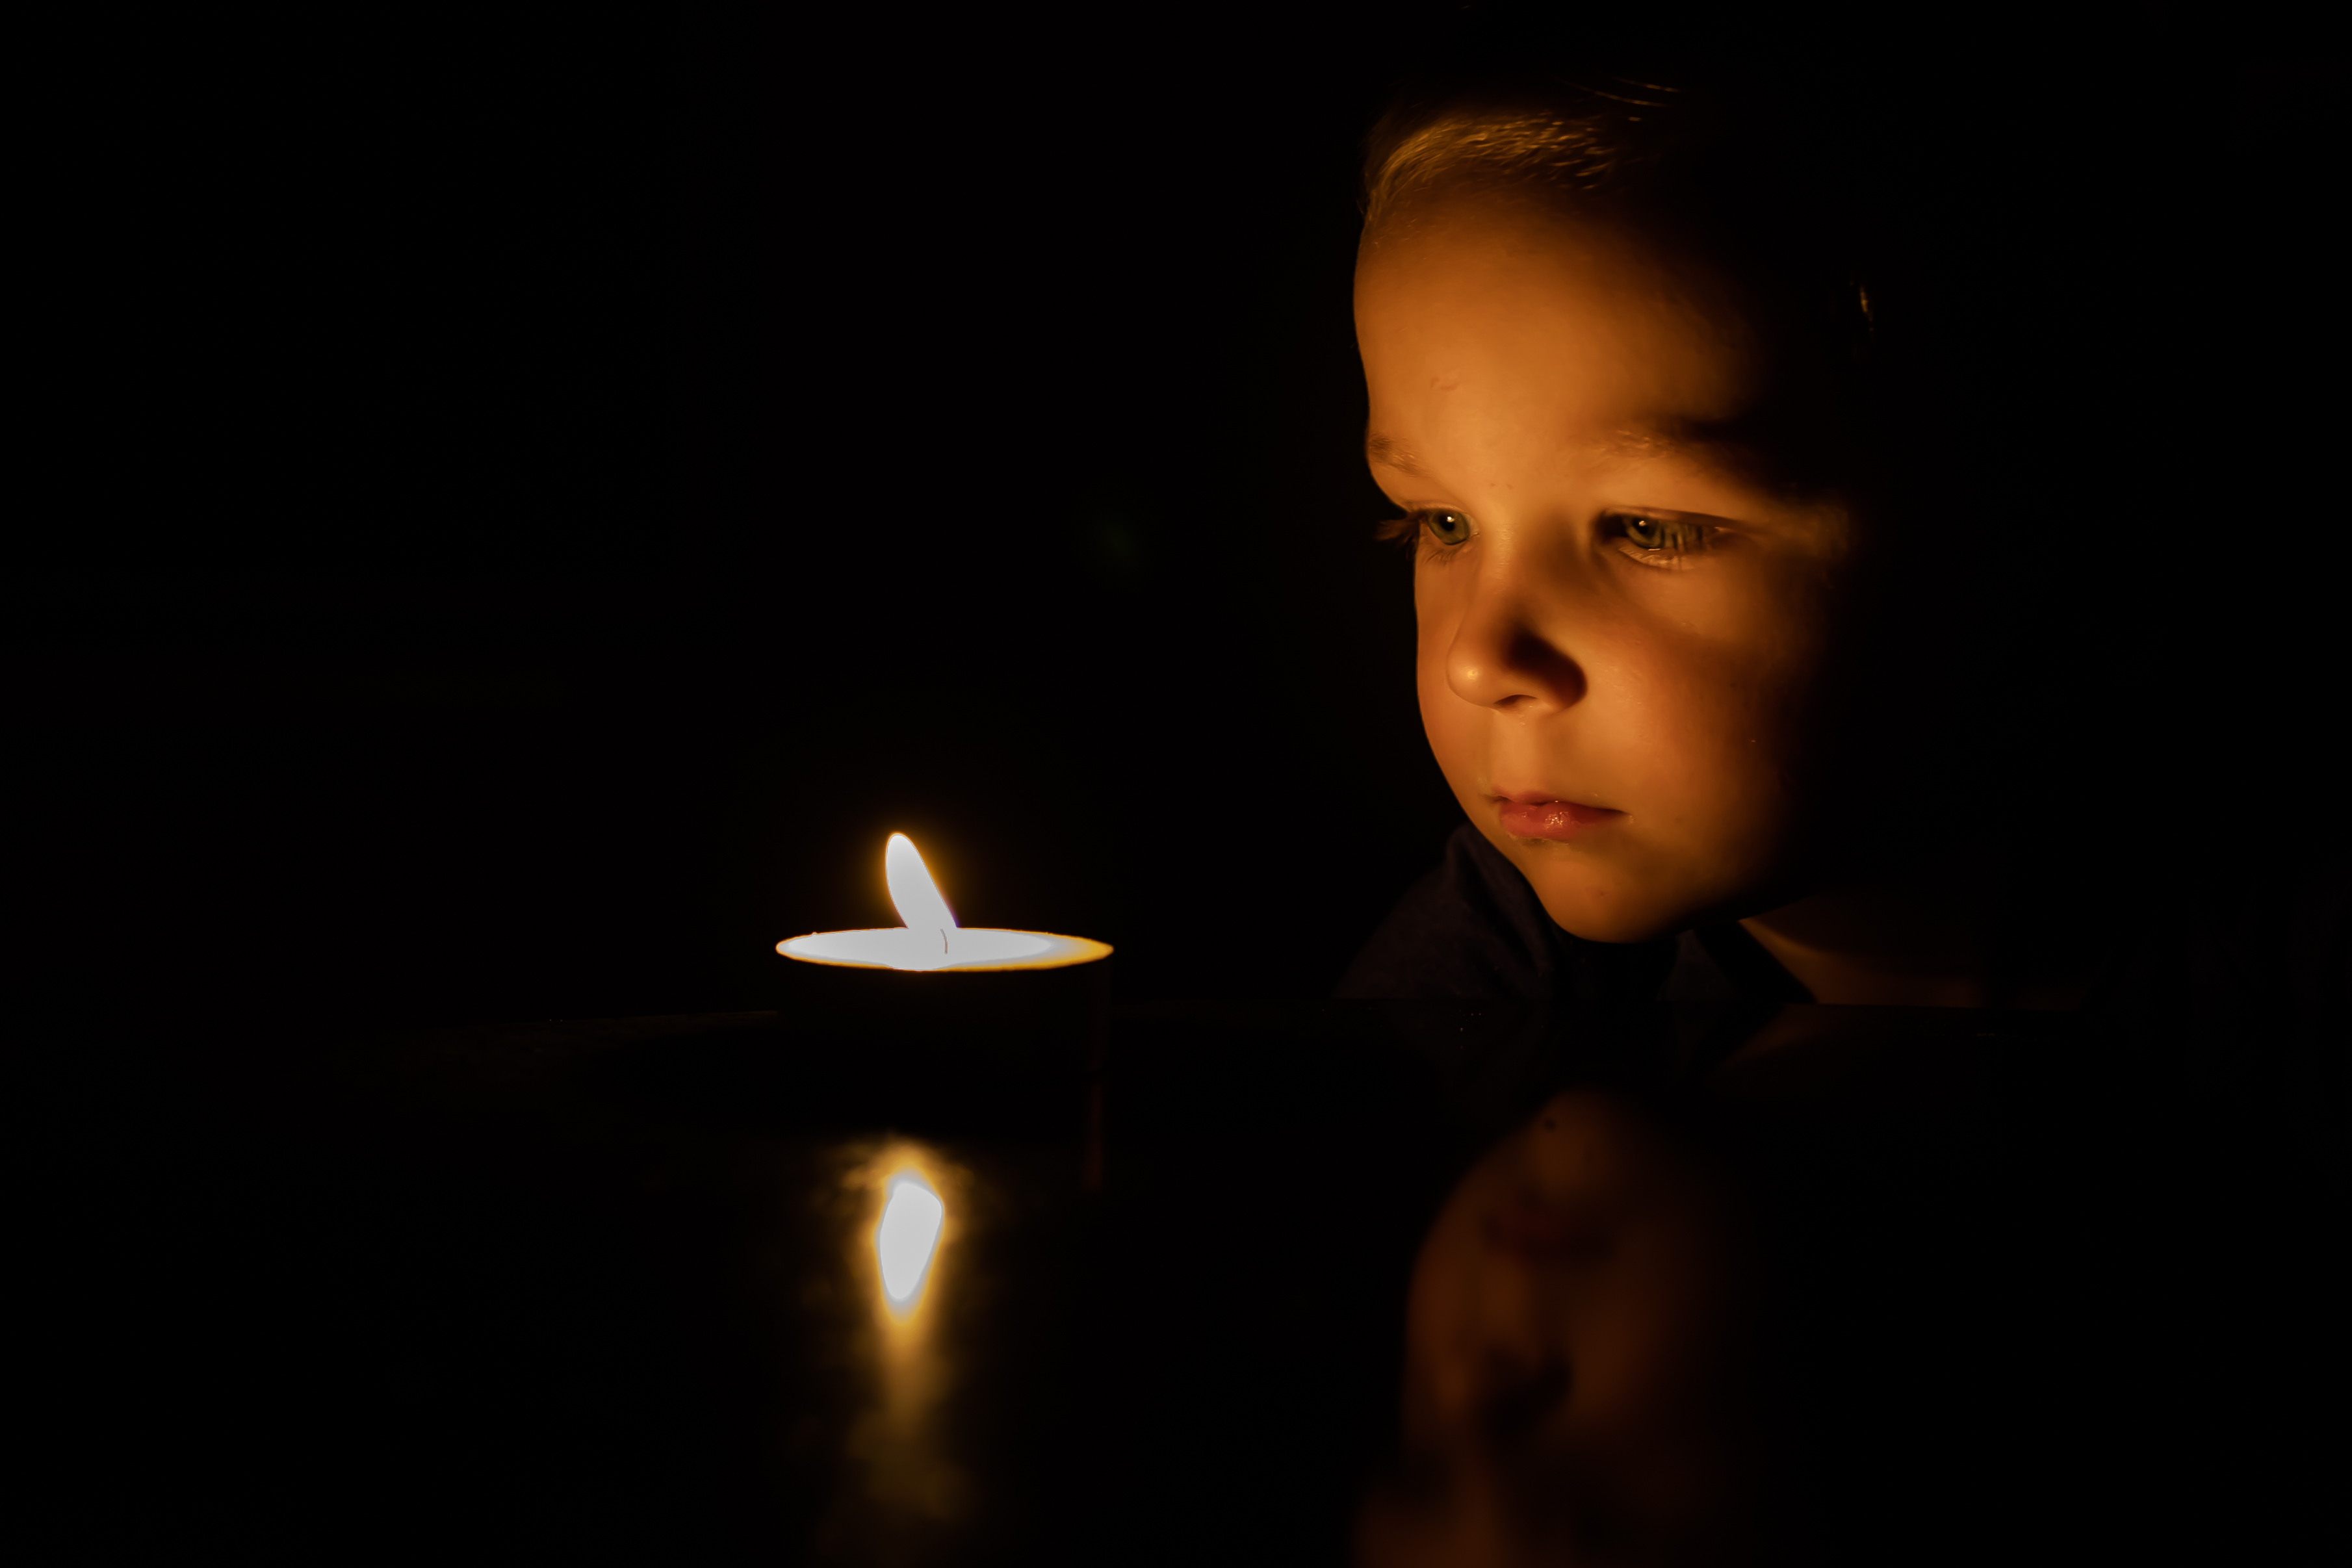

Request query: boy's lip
[{"left": 1492, "top": 790, "right": 1623, "bottom": 842}]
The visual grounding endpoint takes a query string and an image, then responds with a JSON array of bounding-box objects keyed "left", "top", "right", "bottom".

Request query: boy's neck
[{"left": 1737, "top": 830, "right": 2104, "bottom": 1010}]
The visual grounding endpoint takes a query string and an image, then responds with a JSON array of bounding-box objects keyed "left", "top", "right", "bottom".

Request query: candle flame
[
  {"left": 876, "top": 1175, "right": 946, "bottom": 1307},
  {"left": 775, "top": 833, "right": 1103, "bottom": 971},
  {"left": 886, "top": 832, "right": 958, "bottom": 936}
]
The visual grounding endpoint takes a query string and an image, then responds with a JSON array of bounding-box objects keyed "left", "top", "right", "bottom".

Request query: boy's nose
[{"left": 1446, "top": 593, "right": 1584, "bottom": 713}]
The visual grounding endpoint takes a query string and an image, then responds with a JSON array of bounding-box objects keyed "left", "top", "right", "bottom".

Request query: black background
[
  {"left": 13, "top": 12, "right": 2345, "bottom": 1564},
  {"left": 18, "top": 4, "right": 2347, "bottom": 1031}
]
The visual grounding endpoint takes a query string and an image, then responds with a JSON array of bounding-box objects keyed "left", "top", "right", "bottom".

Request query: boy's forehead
[
  {"left": 1366, "top": 417, "right": 1803, "bottom": 499},
  {"left": 1357, "top": 194, "right": 1848, "bottom": 498}
]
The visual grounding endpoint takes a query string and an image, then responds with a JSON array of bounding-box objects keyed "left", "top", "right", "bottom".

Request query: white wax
[{"left": 777, "top": 927, "right": 1109, "bottom": 973}]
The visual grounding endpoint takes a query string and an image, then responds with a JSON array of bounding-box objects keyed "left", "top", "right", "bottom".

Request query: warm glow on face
[
  {"left": 1357, "top": 194, "right": 1861, "bottom": 943},
  {"left": 876, "top": 1175, "right": 946, "bottom": 1307}
]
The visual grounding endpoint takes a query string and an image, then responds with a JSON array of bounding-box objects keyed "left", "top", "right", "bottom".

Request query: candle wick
[{"left": 940, "top": 929, "right": 948, "bottom": 955}]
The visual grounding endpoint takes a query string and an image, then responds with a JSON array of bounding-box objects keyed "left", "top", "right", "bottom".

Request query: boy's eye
[
  {"left": 1418, "top": 508, "right": 1473, "bottom": 546},
  {"left": 1607, "top": 511, "right": 1712, "bottom": 563}
]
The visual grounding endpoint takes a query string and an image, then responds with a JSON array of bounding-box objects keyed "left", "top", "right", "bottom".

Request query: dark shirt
[
  {"left": 1338, "top": 824, "right": 2348, "bottom": 1567},
  {"left": 1334, "top": 825, "right": 1811, "bottom": 1010},
  {"left": 1338, "top": 822, "right": 2350, "bottom": 1023}
]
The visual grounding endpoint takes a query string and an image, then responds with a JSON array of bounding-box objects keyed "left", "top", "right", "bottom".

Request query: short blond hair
[{"left": 1360, "top": 80, "right": 1689, "bottom": 238}]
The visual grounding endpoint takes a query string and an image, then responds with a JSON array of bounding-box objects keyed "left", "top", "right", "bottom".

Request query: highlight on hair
[
  {"left": 1359, "top": 75, "right": 1694, "bottom": 240},
  {"left": 1358, "top": 64, "right": 1888, "bottom": 405}
]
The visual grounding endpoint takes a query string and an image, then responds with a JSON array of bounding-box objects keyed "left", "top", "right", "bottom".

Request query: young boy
[
  {"left": 1337, "top": 31, "right": 2346, "bottom": 1566},
  {"left": 1331, "top": 40, "right": 2349, "bottom": 1025}
]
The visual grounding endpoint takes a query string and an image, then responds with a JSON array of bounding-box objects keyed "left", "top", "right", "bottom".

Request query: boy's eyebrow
[
  {"left": 1365, "top": 431, "right": 1429, "bottom": 477},
  {"left": 1369, "top": 420, "right": 1830, "bottom": 499},
  {"left": 1598, "top": 417, "right": 1832, "bottom": 499}
]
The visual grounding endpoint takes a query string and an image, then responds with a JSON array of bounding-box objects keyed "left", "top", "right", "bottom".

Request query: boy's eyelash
[
  {"left": 1375, "top": 509, "right": 1718, "bottom": 568},
  {"left": 1376, "top": 509, "right": 1474, "bottom": 558},
  {"left": 1604, "top": 511, "right": 1716, "bottom": 569}
]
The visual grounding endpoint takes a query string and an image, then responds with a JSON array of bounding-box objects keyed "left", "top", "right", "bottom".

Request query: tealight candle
[
  {"left": 777, "top": 834, "right": 1112, "bottom": 973},
  {"left": 774, "top": 834, "right": 1112, "bottom": 1149}
]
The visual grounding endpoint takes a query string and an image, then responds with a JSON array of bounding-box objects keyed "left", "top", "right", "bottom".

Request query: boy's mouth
[{"left": 1492, "top": 791, "right": 1624, "bottom": 842}]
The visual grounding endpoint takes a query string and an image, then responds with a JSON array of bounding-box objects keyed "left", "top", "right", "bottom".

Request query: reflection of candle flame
[
  {"left": 824, "top": 1145, "right": 974, "bottom": 1543},
  {"left": 885, "top": 833, "right": 957, "bottom": 937},
  {"left": 876, "top": 1176, "right": 945, "bottom": 1307}
]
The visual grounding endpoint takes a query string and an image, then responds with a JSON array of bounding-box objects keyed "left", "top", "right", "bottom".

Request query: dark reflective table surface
[{"left": 113, "top": 1000, "right": 2339, "bottom": 1565}]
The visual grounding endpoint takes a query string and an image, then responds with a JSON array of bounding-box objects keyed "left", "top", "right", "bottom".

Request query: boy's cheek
[
  {"left": 1489, "top": 764, "right": 1799, "bottom": 944},
  {"left": 1512, "top": 793, "right": 1798, "bottom": 941},
  {"left": 1415, "top": 599, "right": 1813, "bottom": 940},
  {"left": 1515, "top": 837, "right": 1712, "bottom": 944}
]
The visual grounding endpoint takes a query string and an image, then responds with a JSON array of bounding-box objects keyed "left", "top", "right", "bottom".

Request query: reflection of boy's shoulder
[
  {"left": 1701, "top": 1005, "right": 2069, "bottom": 1142},
  {"left": 1692, "top": 998, "right": 2247, "bottom": 1155}
]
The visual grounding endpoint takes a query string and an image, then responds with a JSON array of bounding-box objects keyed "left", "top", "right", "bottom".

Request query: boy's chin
[
  {"left": 1510, "top": 847, "right": 1711, "bottom": 946},
  {"left": 1536, "top": 899, "right": 1685, "bottom": 946}
]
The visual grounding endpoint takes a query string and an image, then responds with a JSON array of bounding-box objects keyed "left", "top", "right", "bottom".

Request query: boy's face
[{"left": 1356, "top": 191, "right": 1864, "bottom": 942}]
